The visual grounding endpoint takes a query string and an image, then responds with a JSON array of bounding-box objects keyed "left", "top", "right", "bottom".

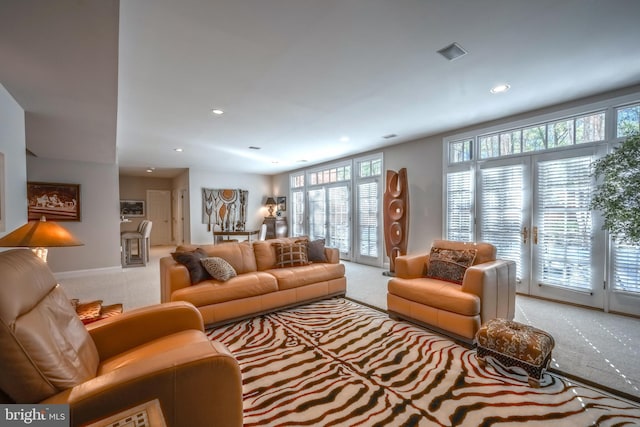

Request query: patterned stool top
[{"left": 477, "top": 318, "right": 555, "bottom": 366}]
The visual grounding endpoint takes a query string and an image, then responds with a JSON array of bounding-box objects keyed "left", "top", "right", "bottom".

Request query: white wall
[
  {"left": 27, "top": 156, "right": 121, "bottom": 272},
  {"left": 0, "top": 83, "right": 27, "bottom": 236},
  {"left": 188, "top": 169, "right": 272, "bottom": 245}
]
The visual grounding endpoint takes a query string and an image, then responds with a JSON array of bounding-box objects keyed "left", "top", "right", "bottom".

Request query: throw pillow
[
  {"left": 426, "top": 247, "right": 477, "bottom": 284},
  {"left": 201, "top": 257, "right": 238, "bottom": 282},
  {"left": 171, "top": 248, "right": 212, "bottom": 284},
  {"left": 306, "top": 239, "right": 328, "bottom": 263},
  {"left": 75, "top": 300, "right": 103, "bottom": 324},
  {"left": 273, "top": 242, "right": 309, "bottom": 268}
]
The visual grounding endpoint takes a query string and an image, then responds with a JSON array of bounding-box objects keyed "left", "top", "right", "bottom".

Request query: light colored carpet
[
  {"left": 208, "top": 298, "right": 640, "bottom": 426},
  {"left": 57, "top": 247, "right": 640, "bottom": 401}
]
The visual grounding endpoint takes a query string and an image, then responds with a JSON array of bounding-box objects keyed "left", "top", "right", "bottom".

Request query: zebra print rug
[{"left": 206, "top": 298, "right": 640, "bottom": 426}]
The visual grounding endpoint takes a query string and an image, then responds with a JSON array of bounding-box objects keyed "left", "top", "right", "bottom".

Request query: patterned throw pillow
[
  {"left": 75, "top": 300, "right": 103, "bottom": 324},
  {"left": 273, "top": 242, "right": 309, "bottom": 268},
  {"left": 201, "top": 257, "right": 237, "bottom": 282},
  {"left": 306, "top": 239, "right": 328, "bottom": 263},
  {"left": 171, "top": 248, "right": 212, "bottom": 284},
  {"left": 426, "top": 247, "right": 477, "bottom": 284}
]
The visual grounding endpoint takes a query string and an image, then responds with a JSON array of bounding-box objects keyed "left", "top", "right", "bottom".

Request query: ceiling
[{"left": 2, "top": 1, "right": 640, "bottom": 178}]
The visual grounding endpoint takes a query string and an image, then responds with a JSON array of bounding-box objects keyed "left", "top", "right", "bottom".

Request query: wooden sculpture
[{"left": 383, "top": 168, "right": 409, "bottom": 276}]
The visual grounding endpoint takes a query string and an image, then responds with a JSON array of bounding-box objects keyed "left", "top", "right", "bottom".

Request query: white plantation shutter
[
  {"left": 612, "top": 241, "right": 640, "bottom": 294},
  {"left": 358, "top": 181, "right": 378, "bottom": 257},
  {"left": 446, "top": 170, "right": 473, "bottom": 241},
  {"left": 480, "top": 165, "right": 524, "bottom": 280},
  {"left": 291, "top": 189, "right": 305, "bottom": 237},
  {"left": 537, "top": 156, "right": 593, "bottom": 292},
  {"left": 328, "top": 185, "right": 350, "bottom": 254},
  {"left": 308, "top": 189, "right": 326, "bottom": 241}
]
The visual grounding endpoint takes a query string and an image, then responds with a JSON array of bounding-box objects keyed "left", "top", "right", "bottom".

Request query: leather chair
[
  {"left": 387, "top": 239, "right": 516, "bottom": 344},
  {"left": 0, "top": 249, "right": 243, "bottom": 427}
]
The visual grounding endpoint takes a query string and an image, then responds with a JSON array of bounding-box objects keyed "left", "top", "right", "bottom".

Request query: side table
[{"left": 85, "top": 398, "right": 167, "bottom": 427}]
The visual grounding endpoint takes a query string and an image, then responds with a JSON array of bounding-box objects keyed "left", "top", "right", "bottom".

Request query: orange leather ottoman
[{"left": 476, "top": 318, "right": 555, "bottom": 386}]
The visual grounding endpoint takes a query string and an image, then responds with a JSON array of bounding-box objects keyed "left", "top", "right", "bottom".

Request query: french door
[
  {"left": 308, "top": 183, "right": 351, "bottom": 258},
  {"left": 477, "top": 148, "right": 605, "bottom": 309}
]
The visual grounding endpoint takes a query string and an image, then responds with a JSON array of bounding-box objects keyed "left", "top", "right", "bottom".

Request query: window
[
  {"left": 449, "top": 139, "right": 472, "bottom": 164},
  {"left": 478, "top": 112, "right": 606, "bottom": 159},
  {"left": 616, "top": 103, "right": 640, "bottom": 137},
  {"left": 290, "top": 153, "right": 383, "bottom": 264},
  {"left": 445, "top": 170, "right": 473, "bottom": 241}
]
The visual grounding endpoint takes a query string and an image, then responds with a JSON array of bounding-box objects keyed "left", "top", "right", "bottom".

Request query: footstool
[{"left": 476, "top": 318, "right": 555, "bottom": 386}]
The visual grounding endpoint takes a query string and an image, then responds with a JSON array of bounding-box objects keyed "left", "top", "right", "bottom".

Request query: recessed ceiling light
[
  {"left": 211, "top": 109, "right": 224, "bottom": 115},
  {"left": 339, "top": 136, "right": 350, "bottom": 143},
  {"left": 146, "top": 168, "right": 153, "bottom": 173},
  {"left": 490, "top": 84, "right": 511, "bottom": 94},
  {"left": 174, "top": 148, "right": 183, "bottom": 152}
]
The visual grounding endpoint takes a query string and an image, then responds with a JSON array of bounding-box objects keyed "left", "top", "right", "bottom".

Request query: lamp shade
[
  {"left": 265, "top": 197, "right": 277, "bottom": 206},
  {"left": 0, "top": 216, "right": 83, "bottom": 248}
]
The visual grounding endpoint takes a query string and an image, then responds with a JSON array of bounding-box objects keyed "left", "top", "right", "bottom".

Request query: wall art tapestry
[
  {"left": 27, "top": 182, "right": 81, "bottom": 221},
  {"left": 202, "top": 188, "right": 248, "bottom": 232}
]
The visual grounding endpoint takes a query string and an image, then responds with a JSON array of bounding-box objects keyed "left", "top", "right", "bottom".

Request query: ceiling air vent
[{"left": 437, "top": 42, "right": 467, "bottom": 61}]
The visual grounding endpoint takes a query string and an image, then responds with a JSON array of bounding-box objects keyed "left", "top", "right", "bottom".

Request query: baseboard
[{"left": 54, "top": 265, "right": 122, "bottom": 280}]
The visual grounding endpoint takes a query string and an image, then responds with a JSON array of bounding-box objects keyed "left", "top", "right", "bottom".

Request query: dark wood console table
[
  {"left": 213, "top": 229, "right": 259, "bottom": 244},
  {"left": 263, "top": 217, "right": 288, "bottom": 239}
]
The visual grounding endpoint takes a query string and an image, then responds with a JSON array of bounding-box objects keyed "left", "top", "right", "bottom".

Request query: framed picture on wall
[
  {"left": 27, "top": 182, "right": 81, "bottom": 221},
  {"left": 120, "top": 200, "right": 145, "bottom": 218},
  {"left": 277, "top": 196, "right": 286, "bottom": 212}
]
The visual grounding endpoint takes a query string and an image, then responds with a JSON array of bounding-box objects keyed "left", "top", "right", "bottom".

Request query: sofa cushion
[
  {"left": 431, "top": 240, "right": 496, "bottom": 265},
  {"left": 426, "top": 247, "right": 476, "bottom": 284},
  {"left": 253, "top": 237, "right": 302, "bottom": 270},
  {"left": 201, "top": 257, "right": 237, "bottom": 282},
  {"left": 74, "top": 299, "right": 104, "bottom": 324},
  {"left": 306, "top": 239, "right": 328, "bottom": 263},
  {"left": 171, "top": 272, "right": 278, "bottom": 307},
  {"left": 171, "top": 248, "right": 211, "bottom": 284},
  {"left": 267, "top": 263, "right": 345, "bottom": 290},
  {"left": 273, "top": 242, "right": 309, "bottom": 267},
  {"left": 388, "top": 277, "right": 480, "bottom": 316}
]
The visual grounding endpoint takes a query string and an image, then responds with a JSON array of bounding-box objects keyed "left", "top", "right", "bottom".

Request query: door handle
[
  {"left": 521, "top": 226, "right": 529, "bottom": 244},
  {"left": 533, "top": 226, "right": 538, "bottom": 244}
]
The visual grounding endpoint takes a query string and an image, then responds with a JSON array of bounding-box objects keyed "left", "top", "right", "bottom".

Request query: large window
[
  {"left": 444, "top": 94, "right": 640, "bottom": 316},
  {"left": 290, "top": 154, "right": 384, "bottom": 266}
]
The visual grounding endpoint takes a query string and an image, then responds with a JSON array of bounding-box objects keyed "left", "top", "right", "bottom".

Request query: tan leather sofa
[
  {"left": 387, "top": 240, "right": 516, "bottom": 344},
  {"left": 160, "top": 237, "right": 347, "bottom": 327},
  {"left": 0, "top": 249, "right": 242, "bottom": 427}
]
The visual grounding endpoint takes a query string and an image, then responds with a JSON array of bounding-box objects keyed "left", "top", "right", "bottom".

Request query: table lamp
[
  {"left": 265, "top": 197, "right": 277, "bottom": 217},
  {"left": 0, "top": 215, "right": 83, "bottom": 262}
]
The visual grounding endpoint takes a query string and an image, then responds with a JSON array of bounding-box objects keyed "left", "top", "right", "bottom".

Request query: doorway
[{"left": 147, "top": 190, "right": 172, "bottom": 245}]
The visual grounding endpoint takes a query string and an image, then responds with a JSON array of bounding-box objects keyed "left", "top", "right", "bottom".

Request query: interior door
[{"left": 147, "top": 190, "right": 172, "bottom": 245}]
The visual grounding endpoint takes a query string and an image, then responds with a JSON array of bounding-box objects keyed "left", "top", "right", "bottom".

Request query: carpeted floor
[
  {"left": 207, "top": 298, "right": 640, "bottom": 426},
  {"left": 343, "top": 261, "right": 640, "bottom": 402}
]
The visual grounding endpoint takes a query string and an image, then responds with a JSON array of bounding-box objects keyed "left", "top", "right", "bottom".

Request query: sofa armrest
[
  {"left": 461, "top": 259, "right": 517, "bottom": 322},
  {"left": 324, "top": 247, "right": 340, "bottom": 264},
  {"left": 160, "top": 256, "right": 191, "bottom": 303},
  {"left": 43, "top": 340, "right": 243, "bottom": 427},
  {"left": 395, "top": 253, "right": 429, "bottom": 279},
  {"left": 87, "top": 302, "right": 204, "bottom": 360}
]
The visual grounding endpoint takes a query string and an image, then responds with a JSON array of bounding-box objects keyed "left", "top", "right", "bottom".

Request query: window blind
[
  {"left": 480, "top": 165, "right": 524, "bottom": 280},
  {"left": 358, "top": 181, "right": 378, "bottom": 257},
  {"left": 612, "top": 241, "right": 640, "bottom": 294},
  {"left": 537, "top": 156, "right": 593, "bottom": 292},
  {"left": 446, "top": 171, "right": 473, "bottom": 241}
]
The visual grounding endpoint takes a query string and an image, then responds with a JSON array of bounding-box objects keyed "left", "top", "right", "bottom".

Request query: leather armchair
[
  {"left": 0, "top": 249, "right": 242, "bottom": 427},
  {"left": 387, "top": 240, "right": 516, "bottom": 344}
]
